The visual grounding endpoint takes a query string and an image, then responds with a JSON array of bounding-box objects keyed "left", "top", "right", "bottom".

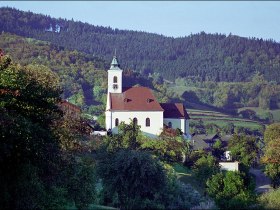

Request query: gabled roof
[
  {"left": 192, "top": 134, "right": 220, "bottom": 142},
  {"left": 160, "top": 103, "right": 190, "bottom": 119},
  {"left": 109, "top": 86, "right": 164, "bottom": 111},
  {"left": 191, "top": 138, "right": 210, "bottom": 151}
]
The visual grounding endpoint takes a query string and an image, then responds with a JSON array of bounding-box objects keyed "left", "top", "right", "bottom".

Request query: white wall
[
  {"left": 163, "top": 118, "right": 190, "bottom": 134},
  {"left": 225, "top": 151, "right": 232, "bottom": 161},
  {"left": 185, "top": 120, "right": 190, "bottom": 134},
  {"left": 108, "top": 69, "right": 122, "bottom": 93},
  {"left": 105, "top": 110, "right": 112, "bottom": 131},
  {"left": 219, "top": 161, "right": 239, "bottom": 171},
  {"left": 108, "top": 111, "right": 163, "bottom": 137}
]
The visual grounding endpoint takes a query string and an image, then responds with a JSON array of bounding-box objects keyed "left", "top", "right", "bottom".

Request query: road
[{"left": 249, "top": 168, "right": 273, "bottom": 194}]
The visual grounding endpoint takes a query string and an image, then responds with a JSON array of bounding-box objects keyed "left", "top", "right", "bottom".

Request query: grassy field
[
  {"left": 67, "top": 204, "right": 117, "bottom": 210},
  {"left": 172, "top": 163, "right": 205, "bottom": 195},
  {"left": 188, "top": 108, "right": 264, "bottom": 130},
  {"left": 238, "top": 107, "right": 280, "bottom": 122}
]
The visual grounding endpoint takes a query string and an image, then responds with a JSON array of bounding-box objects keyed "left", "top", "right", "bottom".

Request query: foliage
[
  {"left": 184, "top": 150, "right": 207, "bottom": 168},
  {"left": 258, "top": 187, "right": 280, "bottom": 209},
  {"left": 206, "top": 171, "right": 256, "bottom": 209},
  {"left": 140, "top": 137, "right": 189, "bottom": 162},
  {"left": 261, "top": 123, "right": 280, "bottom": 188},
  {"left": 264, "top": 123, "right": 280, "bottom": 144},
  {"left": 192, "top": 155, "right": 220, "bottom": 189},
  {"left": 239, "top": 109, "right": 257, "bottom": 120},
  {"left": 97, "top": 149, "right": 200, "bottom": 209},
  {"left": 64, "top": 156, "right": 97, "bottom": 209},
  {"left": 190, "top": 120, "right": 206, "bottom": 134},
  {"left": 176, "top": 74, "right": 280, "bottom": 111},
  {"left": 2, "top": 7, "right": 280, "bottom": 84},
  {"left": 228, "top": 134, "right": 259, "bottom": 167},
  {"left": 262, "top": 137, "right": 280, "bottom": 188},
  {"left": 212, "top": 139, "right": 225, "bottom": 159},
  {"left": 105, "top": 120, "right": 142, "bottom": 151},
  {"left": 222, "top": 122, "right": 235, "bottom": 135},
  {"left": 2, "top": 31, "right": 280, "bottom": 119},
  {"left": 0, "top": 56, "right": 97, "bottom": 209},
  {"left": 105, "top": 120, "right": 189, "bottom": 162}
]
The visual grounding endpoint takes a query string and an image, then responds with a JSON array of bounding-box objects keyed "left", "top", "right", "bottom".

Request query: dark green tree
[{"left": 192, "top": 155, "right": 220, "bottom": 189}]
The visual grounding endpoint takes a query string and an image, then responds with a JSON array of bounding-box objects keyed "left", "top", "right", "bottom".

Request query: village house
[
  {"left": 191, "top": 133, "right": 233, "bottom": 161},
  {"left": 59, "top": 99, "right": 81, "bottom": 120},
  {"left": 105, "top": 55, "right": 191, "bottom": 138}
]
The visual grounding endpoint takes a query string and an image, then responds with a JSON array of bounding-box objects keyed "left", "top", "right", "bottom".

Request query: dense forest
[
  {"left": 1, "top": 32, "right": 280, "bottom": 124},
  {"left": 1, "top": 7, "right": 280, "bottom": 83},
  {"left": 0, "top": 33, "right": 169, "bottom": 120}
]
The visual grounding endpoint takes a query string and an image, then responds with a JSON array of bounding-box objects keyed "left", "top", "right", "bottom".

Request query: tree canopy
[{"left": 1, "top": 7, "right": 280, "bottom": 83}]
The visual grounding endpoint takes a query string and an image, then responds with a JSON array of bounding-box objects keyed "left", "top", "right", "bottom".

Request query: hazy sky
[{"left": 1, "top": 1, "right": 280, "bottom": 42}]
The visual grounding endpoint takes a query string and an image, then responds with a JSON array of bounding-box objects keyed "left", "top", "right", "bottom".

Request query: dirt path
[{"left": 249, "top": 168, "right": 273, "bottom": 194}]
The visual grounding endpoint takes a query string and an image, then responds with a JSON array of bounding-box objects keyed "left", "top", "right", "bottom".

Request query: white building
[{"left": 105, "top": 55, "right": 191, "bottom": 138}]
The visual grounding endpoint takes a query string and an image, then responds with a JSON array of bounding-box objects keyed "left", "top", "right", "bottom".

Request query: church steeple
[
  {"left": 110, "top": 49, "right": 120, "bottom": 70},
  {"left": 107, "top": 51, "right": 123, "bottom": 93},
  {"left": 110, "top": 56, "right": 119, "bottom": 69}
]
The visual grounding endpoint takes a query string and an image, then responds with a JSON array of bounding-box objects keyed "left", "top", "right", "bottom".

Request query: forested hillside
[
  {"left": 1, "top": 7, "right": 280, "bottom": 83},
  {"left": 0, "top": 33, "right": 169, "bottom": 119}
]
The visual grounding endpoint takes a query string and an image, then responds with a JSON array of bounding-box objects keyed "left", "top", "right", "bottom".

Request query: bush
[
  {"left": 192, "top": 155, "right": 220, "bottom": 189},
  {"left": 206, "top": 171, "right": 256, "bottom": 209},
  {"left": 97, "top": 149, "right": 201, "bottom": 209},
  {"left": 258, "top": 187, "right": 280, "bottom": 209}
]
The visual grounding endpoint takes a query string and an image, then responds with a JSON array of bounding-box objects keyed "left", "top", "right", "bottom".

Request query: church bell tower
[{"left": 107, "top": 53, "right": 123, "bottom": 94}]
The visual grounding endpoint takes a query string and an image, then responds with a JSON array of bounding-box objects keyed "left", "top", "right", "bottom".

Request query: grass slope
[{"left": 188, "top": 108, "right": 264, "bottom": 130}]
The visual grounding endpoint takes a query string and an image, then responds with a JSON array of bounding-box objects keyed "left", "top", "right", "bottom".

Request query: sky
[{"left": 1, "top": 1, "right": 280, "bottom": 42}]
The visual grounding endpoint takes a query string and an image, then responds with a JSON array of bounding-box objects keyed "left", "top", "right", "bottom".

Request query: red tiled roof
[
  {"left": 160, "top": 103, "right": 190, "bottom": 119},
  {"left": 60, "top": 100, "right": 81, "bottom": 112},
  {"left": 110, "top": 87, "right": 164, "bottom": 111},
  {"left": 0, "top": 89, "right": 20, "bottom": 96}
]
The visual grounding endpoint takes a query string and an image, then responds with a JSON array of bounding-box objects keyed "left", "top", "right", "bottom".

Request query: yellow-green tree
[{"left": 263, "top": 123, "right": 280, "bottom": 188}]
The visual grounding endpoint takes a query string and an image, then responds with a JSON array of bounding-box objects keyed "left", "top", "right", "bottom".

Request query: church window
[
  {"left": 115, "top": 118, "right": 119, "bottom": 126},
  {"left": 113, "top": 76, "right": 118, "bottom": 83},
  {"left": 146, "top": 118, "right": 150, "bottom": 127},
  {"left": 113, "top": 84, "right": 118, "bottom": 89},
  {"left": 168, "top": 122, "right": 172, "bottom": 128},
  {"left": 133, "top": 117, "right": 138, "bottom": 126}
]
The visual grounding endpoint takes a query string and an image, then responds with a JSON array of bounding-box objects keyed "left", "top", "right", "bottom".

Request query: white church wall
[
  {"left": 185, "top": 120, "right": 190, "bottom": 134},
  {"left": 180, "top": 119, "right": 185, "bottom": 133},
  {"left": 108, "top": 69, "right": 122, "bottom": 93},
  {"left": 105, "top": 110, "right": 112, "bottom": 131},
  {"left": 110, "top": 111, "right": 163, "bottom": 137},
  {"left": 219, "top": 161, "right": 239, "bottom": 171},
  {"left": 163, "top": 118, "right": 189, "bottom": 133}
]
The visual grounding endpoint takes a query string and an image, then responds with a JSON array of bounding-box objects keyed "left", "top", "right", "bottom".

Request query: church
[{"left": 105, "top": 55, "right": 191, "bottom": 139}]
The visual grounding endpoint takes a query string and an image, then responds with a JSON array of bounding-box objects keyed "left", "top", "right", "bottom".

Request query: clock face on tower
[{"left": 113, "top": 84, "right": 118, "bottom": 90}]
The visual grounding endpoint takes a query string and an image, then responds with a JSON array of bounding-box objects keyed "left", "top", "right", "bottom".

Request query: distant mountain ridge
[{"left": 1, "top": 7, "right": 280, "bottom": 83}]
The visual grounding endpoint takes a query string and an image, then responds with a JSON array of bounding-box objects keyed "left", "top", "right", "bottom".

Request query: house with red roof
[{"left": 105, "top": 55, "right": 191, "bottom": 138}]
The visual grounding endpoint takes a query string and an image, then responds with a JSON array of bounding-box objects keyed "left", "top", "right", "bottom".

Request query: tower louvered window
[{"left": 113, "top": 76, "right": 118, "bottom": 83}]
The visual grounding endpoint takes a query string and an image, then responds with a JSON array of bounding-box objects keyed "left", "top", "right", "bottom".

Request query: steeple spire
[
  {"left": 107, "top": 50, "right": 123, "bottom": 94},
  {"left": 110, "top": 50, "right": 120, "bottom": 69}
]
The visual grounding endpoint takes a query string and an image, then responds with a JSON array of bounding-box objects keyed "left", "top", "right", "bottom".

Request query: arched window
[
  {"left": 133, "top": 117, "right": 138, "bottom": 126},
  {"left": 115, "top": 118, "right": 119, "bottom": 126},
  {"left": 113, "top": 76, "right": 118, "bottom": 83},
  {"left": 168, "top": 122, "right": 172, "bottom": 128},
  {"left": 146, "top": 118, "right": 150, "bottom": 127}
]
